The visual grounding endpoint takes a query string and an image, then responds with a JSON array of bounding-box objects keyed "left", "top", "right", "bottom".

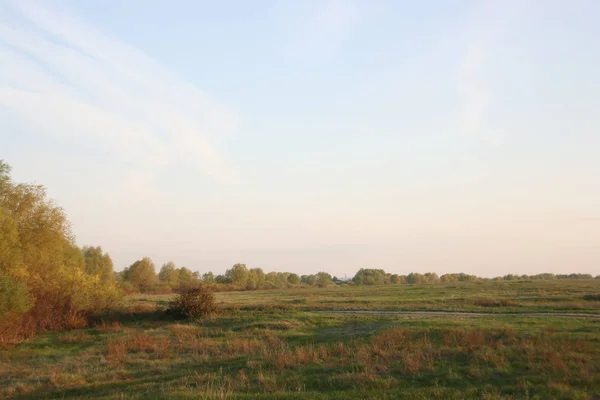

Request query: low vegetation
[
  {"left": 167, "top": 286, "right": 218, "bottom": 318},
  {"left": 1, "top": 285, "right": 600, "bottom": 399}
]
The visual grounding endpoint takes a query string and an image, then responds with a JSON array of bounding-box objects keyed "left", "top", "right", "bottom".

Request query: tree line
[
  {"left": 115, "top": 260, "right": 336, "bottom": 293},
  {"left": 114, "top": 262, "right": 599, "bottom": 294}
]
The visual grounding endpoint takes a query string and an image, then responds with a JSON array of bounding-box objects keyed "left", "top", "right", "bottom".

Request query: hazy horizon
[{"left": 1, "top": 0, "right": 599, "bottom": 278}]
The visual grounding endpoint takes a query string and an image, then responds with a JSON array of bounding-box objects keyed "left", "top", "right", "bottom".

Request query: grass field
[{"left": 2, "top": 280, "right": 600, "bottom": 399}]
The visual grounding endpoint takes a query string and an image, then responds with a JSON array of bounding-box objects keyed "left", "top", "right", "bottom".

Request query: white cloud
[{"left": 0, "top": 0, "right": 237, "bottom": 180}]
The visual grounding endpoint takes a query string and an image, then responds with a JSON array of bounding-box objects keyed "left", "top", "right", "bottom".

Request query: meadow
[{"left": 1, "top": 280, "right": 600, "bottom": 399}]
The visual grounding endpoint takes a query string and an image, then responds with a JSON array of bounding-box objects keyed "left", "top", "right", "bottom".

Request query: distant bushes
[
  {"left": 116, "top": 261, "right": 333, "bottom": 293},
  {"left": 347, "top": 268, "right": 597, "bottom": 287},
  {"left": 114, "top": 261, "right": 600, "bottom": 295}
]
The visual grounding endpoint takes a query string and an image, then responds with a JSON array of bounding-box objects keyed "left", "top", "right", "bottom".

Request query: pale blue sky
[{"left": 1, "top": 0, "right": 599, "bottom": 277}]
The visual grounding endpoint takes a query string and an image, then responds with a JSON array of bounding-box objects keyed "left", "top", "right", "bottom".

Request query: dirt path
[{"left": 314, "top": 310, "right": 600, "bottom": 319}]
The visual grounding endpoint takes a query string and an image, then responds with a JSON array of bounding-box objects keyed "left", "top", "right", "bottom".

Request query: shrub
[{"left": 168, "top": 285, "right": 217, "bottom": 318}]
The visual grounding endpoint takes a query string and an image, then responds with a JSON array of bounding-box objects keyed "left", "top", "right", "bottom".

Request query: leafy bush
[
  {"left": 168, "top": 285, "right": 217, "bottom": 318},
  {"left": 0, "top": 160, "right": 122, "bottom": 342}
]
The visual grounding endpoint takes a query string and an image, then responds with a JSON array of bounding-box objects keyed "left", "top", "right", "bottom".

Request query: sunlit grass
[{"left": 1, "top": 280, "right": 599, "bottom": 399}]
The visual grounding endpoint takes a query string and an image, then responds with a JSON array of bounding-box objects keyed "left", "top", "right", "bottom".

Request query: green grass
[
  {"left": 1, "top": 280, "right": 600, "bottom": 399},
  {"left": 215, "top": 279, "right": 600, "bottom": 314}
]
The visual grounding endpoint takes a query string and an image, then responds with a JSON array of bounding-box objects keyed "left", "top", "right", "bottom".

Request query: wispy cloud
[
  {"left": 454, "top": 1, "right": 529, "bottom": 145},
  {"left": 0, "top": 0, "right": 237, "bottom": 181},
  {"left": 456, "top": 41, "right": 504, "bottom": 145}
]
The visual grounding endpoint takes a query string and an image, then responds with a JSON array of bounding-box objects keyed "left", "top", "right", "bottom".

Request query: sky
[{"left": 1, "top": 0, "right": 599, "bottom": 278}]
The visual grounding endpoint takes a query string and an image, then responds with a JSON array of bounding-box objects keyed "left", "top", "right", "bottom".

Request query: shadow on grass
[
  {"left": 92, "top": 309, "right": 181, "bottom": 329},
  {"left": 12, "top": 358, "right": 249, "bottom": 400}
]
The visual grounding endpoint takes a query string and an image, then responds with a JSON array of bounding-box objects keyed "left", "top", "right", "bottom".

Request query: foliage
[
  {"left": 158, "top": 261, "right": 178, "bottom": 286},
  {"left": 202, "top": 271, "right": 215, "bottom": 283},
  {"left": 167, "top": 285, "right": 217, "bottom": 318},
  {"left": 123, "top": 257, "right": 158, "bottom": 292},
  {"left": 0, "top": 272, "right": 32, "bottom": 322},
  {"left": 316, "top": 271, "right": 332, "bottom": 287},
  {"left": 83, "top": 246, "right": 115, "bottom": 285},
  {"left": 287, "top": 273, "right": 301, "bottom": 286},
  {"left": 353, "top": 269, "right": 389, "bottom": 285},
  {"left": 0, "top": 160, "right": 120, "bottom": 341}
]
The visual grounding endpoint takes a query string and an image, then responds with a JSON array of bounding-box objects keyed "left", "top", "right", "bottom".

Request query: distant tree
[
  {"left": 406, "top": 272, "right": 421, "bottom": 284},
  {"left": 82, "top": 246, "right": 114, "bottom": 284},
  {"left": 265, "top": 272, "right": 281, "bottom": 288},
  {"left": 316, "top": 271, "right": 332, "bottom": 287},
  {"left": 301, "top": 274, "right": 317, "bottom": 286},
  {"left": 202, "top": 272, "right": 215, "bottom": 283},
  {"left": 440, "top": 274, "right": 457, "bottom": 283},
  {"left": 458, "top": 273, "right": 478, "bottom": 282},
  {"left": 424, "top": 272, "right": 440, "bottom": 283},
  {"left": 249, "top": 268, "right": 265, "bottom": 289},
  {"left": 287, "top": 273, "right": 301, "bottom": 286},
  {"left": 176, "top": 267, "right": 197, "bottom": 290},
  {"left": 123, "top": 257, "right": 158, "bottom": 292},
  {"left": 226, "top": 263, "right": 249, "bottom": 288},
  {"left": 178, "top": 267, "right": 194, "bottom": 283},
  {"left": 352, "top": 269, "right": 389, "bottom": 285},
  {"left": 158, "top": 262, "right": 179, "bottom": 287},
  {"left": 215, "top": 274, "right": 231, "bottom": 284}
]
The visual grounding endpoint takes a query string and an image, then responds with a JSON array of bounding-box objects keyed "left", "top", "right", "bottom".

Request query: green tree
[
  {"left": 249, "top": 268, "right": 265, "bottom": 289},
  {"left": 123, "top": 257, "right": 158, "bottom": 292},
  {"left": 202, "top": 272, "right": 215, "bottom": 283},
  {"left": 226, "top": 263, "right": 249, "bottom": 288},
  {"left": 82, "top": 246, "right": 114, "bottom": 284},
  {"left": 352, "top": 269, "right": 389, "bottom": 285},
  {"left": 215, "top": 274, "right": 231, "bottom": 284},
  {"left": 287, "top": 273, "right": 301, "bottom": 286},
  {"left": 158, "top": 261, "right": 179, "bottom": 287},
  {"left": 265, "top": 272, "right": 280, "bottom": 288},
  {"left": 301, "top": 274, "right": 316, "bottom": 286},
  {"left": 316, "top": 272, "right": 332, "bottom": 287},
  {"left": 177, "top": 267, "right": 196, "bottom": 290}
]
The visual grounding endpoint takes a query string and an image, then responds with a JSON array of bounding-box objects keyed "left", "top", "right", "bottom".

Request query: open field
[
  {"left": 2, "top": 280, "right": 600, "bottom": 399},
  {"left": 131, "top": 279, "right": 600, "bottom": 314}
]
